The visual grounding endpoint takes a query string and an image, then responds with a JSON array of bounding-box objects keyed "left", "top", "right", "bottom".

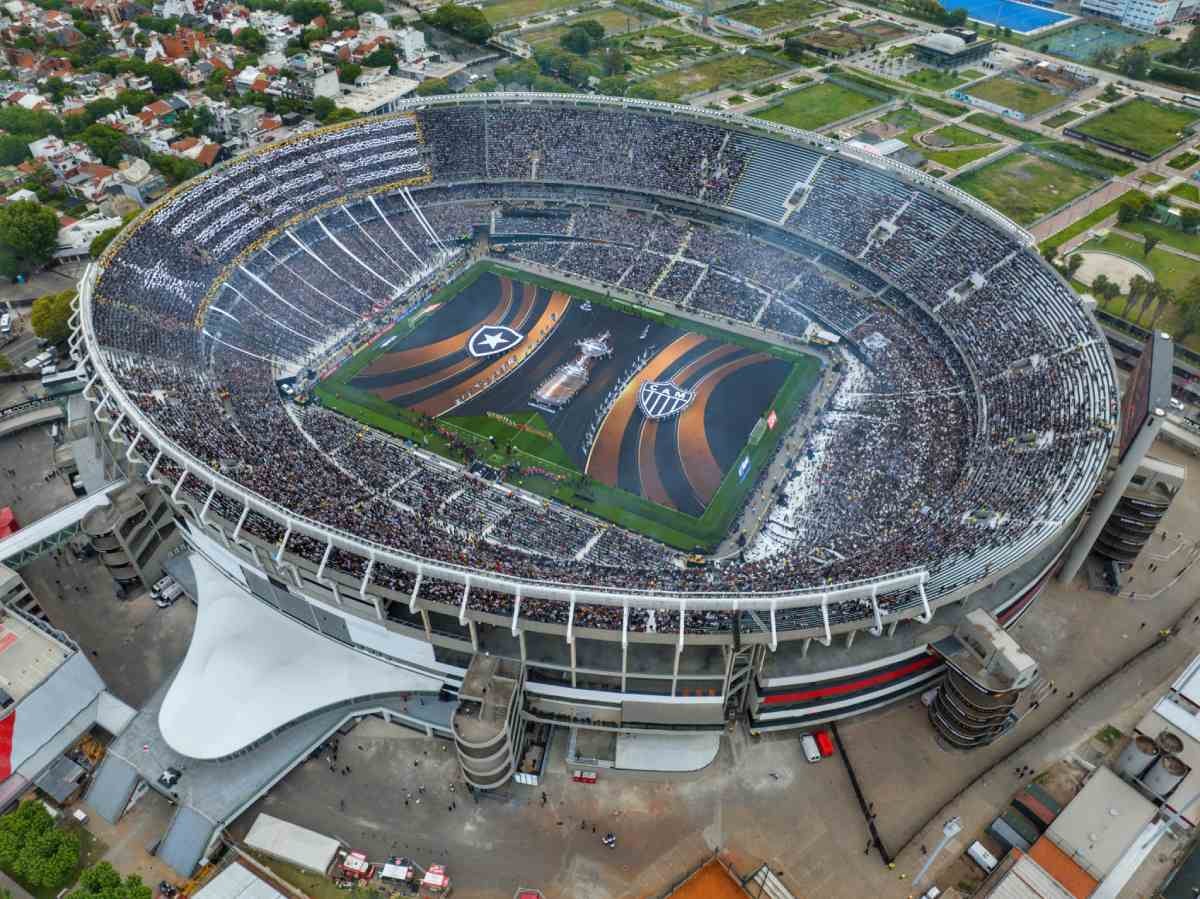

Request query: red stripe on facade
[
  {"left": 0, "top": 712, "right": 17, "bottom": 781},
  {"left": 762, "top": 655, "right": 939, "bottom": 706}
]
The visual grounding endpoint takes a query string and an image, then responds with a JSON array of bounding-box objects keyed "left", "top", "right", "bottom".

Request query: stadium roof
[{"left": 158, "top": 555, "right": 440, "bottom": 759}]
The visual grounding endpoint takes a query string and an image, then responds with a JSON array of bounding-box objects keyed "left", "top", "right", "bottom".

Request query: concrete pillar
[
  {"left": 801, "top": 637, "right": 811, "bottom": 659},
  {"left": 1060, "top": 409, "right": 1166, "bottom": 582},
  {"left": 468, "top": 619, "right": 478, "bottom": 652},
  {"left": 887, "top": 619, "right": 899, "bottom": 638},
  {"left": 421, "top": 609, "right": 432, "bottom": 642},
  {"left": 845, "top": 629, "right": 856, "bottom": 649}
]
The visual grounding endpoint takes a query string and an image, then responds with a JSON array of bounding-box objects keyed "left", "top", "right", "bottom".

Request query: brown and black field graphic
[{"left": 351, "top": 273, "right": 790, "bottom": 516}]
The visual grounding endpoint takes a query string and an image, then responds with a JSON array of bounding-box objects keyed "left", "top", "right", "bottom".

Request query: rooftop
[
  {"left": 1045, "top": 768, "right": 1156, "bottom": 880},
  {"left": 0, "top": 598, "right": 71, "bottom": 706},
  {"left": 335, "top": 75, "right": 418, "bottom": 113}
]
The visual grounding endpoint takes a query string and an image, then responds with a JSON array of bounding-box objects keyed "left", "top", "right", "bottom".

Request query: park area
[
  {"left": 801, "top": 27, "right": 870, "bottom": 55},
  {"left": 754, "top": 80, "right": 881, "bottom": 130},
  {"left": 610, "top": 25, "right": 723, "bottom": 79},
  {"left": 963, "top": 75, "right": 1064, "bottom": 116},
  {"left": 523, "top": 8, "right": 652, "bottom": 45},
  {"left": 722, "top": 0, "right": 828, "bottom": 30},
  {"left": 481, "top": 0, "right": 577, "bottom": 24},
  {"left": 918, "top": 123, "right": 1002, "bottom": 168},
  {"left": 902, "top": 68, "right": 979, "bottom": 91},
  {"left": 952, "top": 150, "right": 1102, "bottom": 225},
  {"left": 1071, "top": 99, "right": 1200, "bottom": 158},
  {"left": 640, "top": 53, "right": 790, "bottom": 99}
]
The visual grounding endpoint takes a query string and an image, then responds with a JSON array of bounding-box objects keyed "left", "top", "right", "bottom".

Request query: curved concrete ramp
[
  {"left": 615, "top": 731, "right": 720, "bottom": 772},
  {"left": 0, "top": 404, "right": 62, "bottom": 438}
]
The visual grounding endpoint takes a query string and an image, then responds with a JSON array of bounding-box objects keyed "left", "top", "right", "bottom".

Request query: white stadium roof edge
[{"left": 158, "top": 555, "right": 439, "bottom": 760}]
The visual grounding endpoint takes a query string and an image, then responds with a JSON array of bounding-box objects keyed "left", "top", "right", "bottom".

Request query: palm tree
[
  {"left": 1066, "top": 253, "right": 1084, "bottom": 280},
  {"left": 1092, "top": 273, "right": 1111, "bottom": 300},
  {"left": 1151, "top": 286, "right": 1176, "bottom": 327},
  {"left": 1124, "top": 274, "right": 1148, "bottom": 318},
  {"left": 1138, "top": 282, "right": 1159, "bottom": 324}
]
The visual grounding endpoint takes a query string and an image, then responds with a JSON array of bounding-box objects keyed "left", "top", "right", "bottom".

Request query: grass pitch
[
  {"left": 481, "top": 0, "right": 577, "bottom": 23},
  {"left": 963, "top": 76, "right": 1063, "bottom": 116},
  {"left": 723, "top": 0, "right": 828, "bottom": 30},
  {"left": 639, "top": 53, "right": 790, "bottom": 99},
  {"left": 753, "top": 81, "right": 882, "bottom": 131},
  {"left": 1072, "top": 99, "right": 1200, "bottom": 158},
  {"left": 951, "top": 150, "right": 1103, "bottom": 225},
  {"left": 316, "top": 261, "right": 821, "bottom": 551}
]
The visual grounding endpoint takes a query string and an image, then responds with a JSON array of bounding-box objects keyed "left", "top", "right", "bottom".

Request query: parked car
[
  {"left": 155, "top": 582, "right": 184, "bottom": 608},
  {"left": 150, "top": 575, "right": 174, "bottom": 598},
  {"left": 800, "top": 734, "right": 821, "bottom": 763}
]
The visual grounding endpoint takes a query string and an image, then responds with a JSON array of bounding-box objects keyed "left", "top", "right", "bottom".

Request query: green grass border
[{"left": 315, "top": 260, "right": 823, "bottom": 552}]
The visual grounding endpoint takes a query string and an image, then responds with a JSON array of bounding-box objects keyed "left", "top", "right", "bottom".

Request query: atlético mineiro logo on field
[
  {"left": 637, "top": 380, "right": 695, "bottom": 420},
  {"left": 467, "top": 325, "right": 524, "bottom": 358}
]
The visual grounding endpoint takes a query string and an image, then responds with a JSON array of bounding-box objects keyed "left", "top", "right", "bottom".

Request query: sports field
[
  {"left": 963, "top": 75, "right": 1063, "bottom": 116},
  {"left": 951, "top": 150, "right": 1102, "bottom": 225},
  {"left": 640, "top": 53, "right": 789, "bottom": 99},
  {"left": 481, "top": 0, "right": 576, "bottom": 23},
  {"left": 524, "top": 9, "right": 651, "bottom": 45},
  {"left": 753, "top": 81, "right": 882, "bottom": 131},
  {"left": 723, "top": 0, "right": 828, "bottom": 30},
  {"left": 1071, "top": 99, "right": 1200, "bottom": 158},
  {"left": 316, "top": 263, "right": 820, "bottom": 549},
  {"left": 902, "top": 68, "right": 970, "bottom": 91}
]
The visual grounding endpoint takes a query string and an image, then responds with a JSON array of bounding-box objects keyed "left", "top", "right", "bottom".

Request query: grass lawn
[
  {"left": 964, "top": 112, "right": 1041, "bottom": 142},
  {"left": 754, "top": 81, "right": 881, "bottom": 130},
  {"left": 1041, "top": 140, "right": 1135, "bottom": 176},
  {"left": 1073, "top": 99, "right": 1200, "bottom": 157},
  {"left": 926, "top": 145, "right": 1004, "bottom": 169},
  {"left": 1168, "top": 150, "right": 1200, "bottom": 170},
  {"left": 902, "top": 67, "right": 967, "bottom": 91},
  {"left": 1044, "top": 109, "right": 1082, "bottom": 128},
  {"left": 952, "top": 150, "right": 1102, "bottom": 225},
  {"left": 482, "top": 0, "right": 576, "bottom": 23},
  {"left": 1139, "top": 171, "right": 1167, "bottom": 185},
  {"left": 256, "top": 857, "right": 385, "bottom": 899},
  {"left": 725, "top": 0, "right": 828, "bottom": 29},
  {"left": 1170, "top": 182, "right": 1200, "bottom": 203},
  {"left": 1121, "top": 218, "right": 1200, "bottom": 256},
  {"left": 611, "top": 24, "right": 721, "bottom": 76},
  {"left": 965, "top": 76, "right": 1063, "bottom": 116},
  {"left": 524, "top": 8, "right": 650, "bottom": 44},
  {"left": 912, "top": 94, "right": 968, "bottom": 117},
  {"left": 926, "top": 124, "right": 993, "bottom": 147},
  {"left": 640, "top": 53, "right": 789, "bottom": 98},
  {"left": 1079, "top": 231, "right": 1200, "bottom": 344}
]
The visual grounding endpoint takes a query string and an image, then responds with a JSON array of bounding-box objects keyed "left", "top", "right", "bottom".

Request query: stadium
[{"left": 73, "top": 94, "right": 1118, "bottom": 785}]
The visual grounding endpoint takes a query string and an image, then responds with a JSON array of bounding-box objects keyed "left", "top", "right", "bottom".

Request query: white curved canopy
[{"left": 159, "top": 557, "right": 440, "bottom": 760}]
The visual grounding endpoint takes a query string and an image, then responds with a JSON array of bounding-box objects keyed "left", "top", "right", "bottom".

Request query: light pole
[{"left": 913, "top": 816, "right": 963, "bottom": 889}]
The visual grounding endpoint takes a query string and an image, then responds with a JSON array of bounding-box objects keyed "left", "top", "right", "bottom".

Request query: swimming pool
[{"left": 950, "top": 0, "right": 1072, "bottom": 34}]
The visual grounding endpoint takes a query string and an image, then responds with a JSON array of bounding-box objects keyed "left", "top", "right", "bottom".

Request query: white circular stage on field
[{"left": 1073, "top": 251, "right": 1154, "bottom": 293}]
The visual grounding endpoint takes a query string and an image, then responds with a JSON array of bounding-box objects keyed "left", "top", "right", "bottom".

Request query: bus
[
  {"left": 1181, "top": 94, "right": 1200, "bottom": 108},
  {"left": 41, "top": 367, "right": 85, "bottom": 397}
]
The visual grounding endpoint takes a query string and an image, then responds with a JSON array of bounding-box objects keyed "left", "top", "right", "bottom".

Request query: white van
[
  {"left": 800, "top": 734, "right": 821, "bottom": 763},
  {"left": 156, "top": 582, "right": 184, "bottom": 608},
  {"left": 0, "top": 313, "right": 10, "bottom": 334},
  {"left": 150, "top": 575, "right": 174, "bottom": 597},
  {"left": 966, "top": 841, "right": 998, "bottom": 874}
]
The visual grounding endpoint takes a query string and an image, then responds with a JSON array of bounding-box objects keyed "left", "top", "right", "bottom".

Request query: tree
[
  {"left": 338, "top": 62, "right": 362, "bottom": 84},
  {"left": 1138, "top": 281, "right": 1159, "bottom": 323},
  {"left": 415, "top": 77, "right": 451, "bottom": 96},
  {"left": 89, "top": 226, "right": 121, "bottom": 258},
  {"left": 362, "top": 46, "right": 395, "bottom": 69},
  {"left": 596, "top": 74, "right": 627, "bottom": 96},
  {"left": 1041, "top": 244, "right": 1057, "bottom": 265},
  {"left": 0, "top": 801, "right": 80, "bottom": 890},
  {"left": 560, "top": 25, "right": 598, "bottom": 55},
  {"left": 601, "top": 47, "right": 627, "bottom": 77},
  {"left": 149, "top": 154, "right": 203, "bottom": 185},
  {"left": 345, "top": 0, "right": 384, "bottom": 12},
  {"left": 0, "top": 354, "right": 11, "bottom": 373},
  {"left": 0, "top": 201, "right": 58, "bottom": 277},
  {"left": 30, "top": 290, "right": 74, "bottom": 343},
  {"left": 66, "top": 862, "right": 151, "bottom": 899},
  {"left": 1117, "top": 202, "right": 1139, "bottom": 225},
  {"left": 1151, "top": 286, "right": 1175, "bottom": 326},
  {"left": 1178, "top": 291, "right": 1200, "bottom": 339},
  {"left": 626, "top": 81, "right": 661, "bottom": 100},
  {"left": 312, "top": 96, "right": 337, "bottom": 121},
  {"left": 1066, "top": 253, "right": 1084, "bottom": 279},
  {"left": 423, "top": 3, "right": 492, "bottom": 44},
  {"left": 1092, "top": 273, "right": 1111, "bottom": 300},
  {"left": 1144, "top": 234, "right": 1160, "bottom": 257},
  {"left": 285, "top": 0, "right": 329, "bottom": 23},
  {"left": 1124, "top": 273, "right": 1149, "bottom": 318},
  {"left": 79, "top": 123, "right": 126, "bottom": 166},
  {"left": 0, "top": 135, "right": 29, "bottom": 166},
  {"left": 235, "top": 27, "right": 267, "bottom": 52},
  {"left": 1119, "top": 46, "right": 1151, "bottom": 80}
]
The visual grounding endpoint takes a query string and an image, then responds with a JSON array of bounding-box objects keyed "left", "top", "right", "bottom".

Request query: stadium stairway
[{"left": 728, "top": 135, "right": 822, "bottom": 223}]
